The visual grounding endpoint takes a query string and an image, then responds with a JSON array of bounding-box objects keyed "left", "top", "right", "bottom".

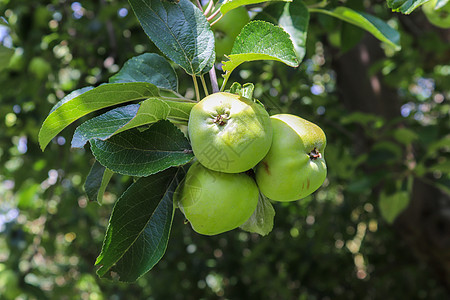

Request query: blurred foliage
[{"left": 0, "top": 0, "right": 449, "bottom": 299}]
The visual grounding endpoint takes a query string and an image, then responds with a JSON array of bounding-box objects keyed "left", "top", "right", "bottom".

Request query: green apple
[
  {"left": 423, "top": 0, "right": 450, "bottom": 29},
  {"left": 188, "top": 92, "right": 272, "bottom": 173},
  {"left": 175, "top": 162, "right": 259, "bottom": 235},
  {"left": 255, "top": 114, "right": 327, "bottom": 201},
  {"left": 211, "top": 6, "right": 250, "bottom": 59}
]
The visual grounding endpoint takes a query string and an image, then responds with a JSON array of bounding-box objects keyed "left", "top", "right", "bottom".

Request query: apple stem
[
  {"left": 207, "top": 9, "right": 221, "bottom": 22},
  {"left": 209, "top": 67, "right": 220, "bottom": 93},
  {"left": 200, "top": 75, "right": 210, "bottom": 96},
  {"left": 209, "top": 13, "right": 223, "bottom": 26},
  {"left": 195, "top": 0, "right": 203, "bottom": 12},
  {"left": 192, "top": 75, "right": 201, "bottom": 102},
  {"left": 194, "top": 0, "right": 220, "bottom": 94},
  {"left": 204, "top": 0, "right": 214, "bottom": 16}
]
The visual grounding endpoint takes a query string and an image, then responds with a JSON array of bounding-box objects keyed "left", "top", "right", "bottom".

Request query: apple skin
[
  {"left": 212, "top": 6, "right": 250, "bottom": 59},
  {"left": 176, "top": 162, "right": 259, "bottom": 235},
  {"left": 423, "top": 0, "right": 450, "bottom": 29},
  {"left": 188, "top": 92, "right": 272, "bottom": 173},
  {"left": 255, "top": 114, "right": 327, "bottom": 201}
]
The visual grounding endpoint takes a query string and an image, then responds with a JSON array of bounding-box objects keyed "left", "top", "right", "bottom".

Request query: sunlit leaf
[
  {"left": 309, "top": 7, "right": 401, "bottom": 50},
  {"left": 255, "top": 0, "right": 309, "bottom": 61},
  {"left": 72, "top": 98, "right": 195, "bottom": 148},
  {"left": 39, "top": 82, "right": 159, "bottom": 150},
  {"left": 386, "top": 0, "right": 429, "bottom": 14},
  {"left": 128, "top": 0, "right": 215, "bottom": 75},
  {"left": 222, "top": 21, "right": 298, "bottom": 85}
]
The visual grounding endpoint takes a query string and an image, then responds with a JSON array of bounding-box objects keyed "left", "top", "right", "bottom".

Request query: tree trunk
[{"left": 331, "top": 33, "right": 450, "bottom": 288}]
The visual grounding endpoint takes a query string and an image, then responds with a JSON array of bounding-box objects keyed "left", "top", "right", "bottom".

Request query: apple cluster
[{"left": 175, "top": 92, "right": 327, "bottom": 235}]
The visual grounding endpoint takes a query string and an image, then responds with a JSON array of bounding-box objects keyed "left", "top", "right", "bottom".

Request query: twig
[
  {"left": 204, "top": 0, "right": 214, "bottom": 16},
  {"left": 209, "top": 67, "right": 220, "bottom": 93},
  {"left": 210, "top": 14, "right": 224, "bottom": 26},
  {"left": 200, "top": 75, "right": 210, "bottom": 96},
  {"left": 192, "top": 75, "right": 200, "bottom": 101},
  {"left": 195, "top": 0, "right": 203, "bottom": 12},
  {"left": 207, "top": 9, "right": 221, "bottom": 22}
]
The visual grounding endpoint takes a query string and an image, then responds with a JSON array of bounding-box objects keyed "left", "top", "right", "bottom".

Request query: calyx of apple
[{"left": 188, "top": 92, "right": 273, "bottom": 173}]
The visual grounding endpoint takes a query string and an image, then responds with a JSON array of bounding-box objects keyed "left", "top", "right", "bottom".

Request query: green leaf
[
  {"left": 379, "top": 191, "right": 410, "bottom": 224},
  {"left": 379, "top": 178, "right": 412, "bottom": 224},
  {"left": 49, "top": 86, "right": 94, "bottom": 114},
  {"left": 84, "top": 161, "right": 114, "bottom": 204},
  {"left": 17, "top": 181, "right": 40, "bottom": 210},
  {"left": 277, "top": 1, "right": 309, "bottom": 62},
  {"left": 222, "top": 21, "right": 298, "bottom": 84},
  {"left": 220, "top": 0, "right": 290, "bottom": 15},
  {"left": 340, "top": 24, "right": 365, "bottom": 53},
  {"left": 128, "top": 0, "right": 215, "bottom": 75},
  {"left": 72, "top": 100, "right": 169, "bottom": 148},
  {"left": 428, "top": 161, "right": 450, "bottom": 173},
  {"left": 117, "top": 99, "right": 170, "bottom": 132},
  {"left": 240, "top": 83, "right": 255, "bottom": 100},
  {"left": 426, "top": 136, "right": 450, "bottom": 158},
  {"left": 39, "top": 82, "right": 159, "bottom": 151},
  {"left": 90, "top": 120, "right": 194, "bottom": 177},
  {"left": 309, "top": 7, "right": 401, "bottom": 50},
  {"left": 432, "top": 177, "right": 450, "bottom": 196},
  {"left": 341, "top": 112, "right": 384, "bottom": 127},
  {"left": 337, "top": 0, "right": 365, "bottom": 52},
  {"left": 240, "top": 192, "right": 275, "bottom": 236},
  {"left": 0, "top": 45, "right": 15, "bottom": 71},
  {"left": 369, "top": 141, "right": 403, "bottom": 165},
  {"left": 164, "top": 100, "right": 196, "bottom": 121},
  {"left": 256, "top": 0, "right": 309, "bottom": 61},
  {"left": 393, "top": 128, "right": 418, "bottom": 145},
  {"left": 72, "top": 98, "right": 195, "bottom": 148},
  {"left": 73, "top": 104, "right": 140, "bottom": 148},
  {"left": 109, "top": 53, "right": 178, "bottom": 92},
  {"left": 229, "top": 82, "right": 242, "bottom": 94},
  {"left": 226, "top": 82, "right": 255, "bottom": 100},
  {"left": 95, "top": 167, "right": 181, "bottom": 281},
  {"left": 386, "top": 0, "right": 429, "bottom": 14}
]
